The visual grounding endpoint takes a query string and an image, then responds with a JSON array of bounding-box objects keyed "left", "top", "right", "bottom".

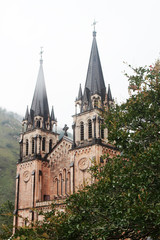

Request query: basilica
[{"left": 13, "top": 29, "right": 117, "bottom": 230}]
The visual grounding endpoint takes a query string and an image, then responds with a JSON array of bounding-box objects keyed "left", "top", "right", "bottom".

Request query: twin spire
[
  {"left": 23, "top": 28, "right": 113, "bottom": 129},
  {"left": 76, "top": 29, "right": 113, "bottom": 112},
  {"left": 23, "top": 54, "right": 56, "bottom": 130}
]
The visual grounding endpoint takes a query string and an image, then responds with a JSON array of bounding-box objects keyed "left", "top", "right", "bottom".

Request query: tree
[
  {"left": 0, "top": 200, "right": 14, "bottom": 240},
  {"left": 13, "top": 62, "right": 160, "bottom": 239}
]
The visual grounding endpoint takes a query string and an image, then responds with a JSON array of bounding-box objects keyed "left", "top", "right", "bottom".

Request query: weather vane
[
  {"left": 92, "top": 19, "right": 98, "bottom": 32},
  {"left": 40, "top": 47, "right": 43, "bottom": 60}
]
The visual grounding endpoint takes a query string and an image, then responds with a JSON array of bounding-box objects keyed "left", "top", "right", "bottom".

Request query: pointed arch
[
  {"left": 67, "top": 172, "right": 71, "bottom": 194},
  {"left": 59, "top": 173, "right": 63, "bottom": 195},
  {"left": 63, "top": 169, "right": 67, "bottom": 195}
]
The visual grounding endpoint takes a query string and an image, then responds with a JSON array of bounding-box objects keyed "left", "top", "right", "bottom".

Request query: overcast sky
[{"left": 0, "top": 0, "right": 160, "bottom": 129}]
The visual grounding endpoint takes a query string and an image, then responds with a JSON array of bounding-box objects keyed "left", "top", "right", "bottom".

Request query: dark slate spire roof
[
  {"left": 24, "top": 106, "right": 29, "bottom": 120},
  {"left": 77, "top": 84, "right": 82, "bottom": 100},
  {"left": 84, "top": 31, "right": 106, "bottom": 101},
  {"left": 31, "top": 59, "right": 50, "bottom": 120},
  {"left": 107, "top": 84, "right": 113, "bottom": 102},
  {"left": 51, "top": 106, "right": 56, "bottom": 121},
  {"left": 34, "top": 101, "right": 42, "bottom": 117}
]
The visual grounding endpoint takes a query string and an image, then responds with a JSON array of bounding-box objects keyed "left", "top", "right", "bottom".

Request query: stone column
[
  {"left": 98, "top": 116, "right": 101, "bottom": 138},
  {"left": 72, "top": 122, "right": 76, "bottom": 148},
  {"left": 75, "top": 104, "right": 77, "bottom": 115},
  {"left": 13, "top": 173, "right": 20, "bottom": 234},
  {"left": 19, "top": 139, "right": 23, "bottom": 162},
  {"left": 70, "top": 161, "right": 74, "bottom": 194},
  {"left": 39, "top": 170, "right": 42, "bottom": 201},
  {"left": 35, "top": 136, "right": 37, "bottom": 155},
  {"left": 31, "top": 170, "right": 35, "bottom": 221},
  {"left": 92, "top": 116, "right": 96, "bottom": 139}
]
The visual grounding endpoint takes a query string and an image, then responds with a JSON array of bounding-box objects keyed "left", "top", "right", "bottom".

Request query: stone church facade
[{"left": 13, "top": 30, "right": 117, "bottom": 231}]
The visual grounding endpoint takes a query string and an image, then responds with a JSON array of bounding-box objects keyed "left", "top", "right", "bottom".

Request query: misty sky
[{"left": 0, "top": 0, "right": 160, "bottom": 129}]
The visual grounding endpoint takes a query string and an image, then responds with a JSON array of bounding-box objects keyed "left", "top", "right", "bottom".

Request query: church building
[{"left": 13, "top": 29, "right": 117, "bottom": 230}]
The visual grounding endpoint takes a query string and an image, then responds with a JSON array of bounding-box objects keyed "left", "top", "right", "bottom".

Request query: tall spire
[
  {"left": 84, "top": 30, "right": 106, "bottom": 101},
  {"left": 31, "top": 52, "right": 50, "bottom": 121}
]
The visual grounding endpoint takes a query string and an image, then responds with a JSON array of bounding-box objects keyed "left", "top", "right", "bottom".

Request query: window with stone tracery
[{"left": 80, "top": 121, "right": 84, "bottom": 141}]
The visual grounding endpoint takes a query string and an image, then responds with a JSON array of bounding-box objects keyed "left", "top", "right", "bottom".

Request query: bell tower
[
  {"left": 71, "top": 29, "right": 115, "bottom": 192},
  {"left": 13, "top": 54, "right": 59, "bottom": 231},
  {"left": 73, "top": 29, "right": 114, "bottom": 149}
]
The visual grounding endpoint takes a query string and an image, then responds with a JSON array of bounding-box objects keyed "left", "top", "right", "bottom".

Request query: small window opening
[
  {"left": 94, "top": 99, "right": 98, "bottom": 108},
  {"left": 88, "top": 119, "right": 92, "bottom": 139},
  {"left": 26, "top": 139, "right": 29, "bottom": 155},
  {"left": 32, "top": 138, "right": 34, "bottom": 154},
  {"left": 80, "top": 122, "right": 84, "bottom": 141},
  {"left": 49, "top": 139, "right": 52, "bottom": 152},
  {"left": 42, "top": 137, "right": 45, "bottom": 151}
]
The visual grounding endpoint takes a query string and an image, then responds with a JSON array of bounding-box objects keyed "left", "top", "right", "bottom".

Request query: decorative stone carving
[
  {"left": 23, "top": 170, "right": 31, "bottom": 182},
  {"left": 78, "top": 158, "right": 89, "bottom": 171}
]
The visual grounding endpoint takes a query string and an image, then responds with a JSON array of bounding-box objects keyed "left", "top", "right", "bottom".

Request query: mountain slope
[{"left": 0, "top": 108, "right": 21, "bottom": 204}]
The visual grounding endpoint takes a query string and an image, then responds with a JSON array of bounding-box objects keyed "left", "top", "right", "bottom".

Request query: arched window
[
  {"left": 88, "top": 119, "right": 92, "bottom": 139},
  {"left": 101, "top": 128, "right": 104, "bottom": 139},
  {"left": 42, "top": 137, "right": 45, "bottom": 151},
  {"left": 59, "top": 173, "right": 63, "bottom": 195},
  {"left": 26, "top": 139, "right": 29, "bottom": 155},
  {"left": 63, "top": 169, "right": 67, "bottom": 195},
  {"left": 37, "top": 120, "right": 40, "bottom": 128},
  {"left": 49, "top": 139, "right": 52, "bottom": 152},
  {"left": 94, "top": 99, "right": 98, "bottom": 108},
  {"left": 55, "top": 178, "right": 59, "bottom": 196},
  {"left": 101, "top": 120, "right": 104, "bottom": 139},
  {"left": 80, "top": 122, "right": 84, "bottom": 141},
  {"left": 67, "top": 172, "right": 71, "bottom": 194},
  {"left": 32, "top": 138, "right": 34, "bottom": 154}
]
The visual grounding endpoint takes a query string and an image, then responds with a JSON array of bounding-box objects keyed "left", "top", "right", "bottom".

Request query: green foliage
[
  {"left": 0, "top": 108, "right": 21, "bottom": 204},
  {"left": 13, "top": 63, "right": 160, "bottom": 239},
  {"left": 0, "top": 200, "right": 14, "bottom": 240}
]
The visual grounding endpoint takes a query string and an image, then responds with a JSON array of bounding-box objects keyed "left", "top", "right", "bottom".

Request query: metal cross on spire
[
  {"left": 40, "top": 47, "right": 44, "bottom": 61},
  {"left": 92, "top": 19, "right": 97, "bottom": 31},
  {"left": 92, "top": 19, "right": 98, "bottom": 37}
]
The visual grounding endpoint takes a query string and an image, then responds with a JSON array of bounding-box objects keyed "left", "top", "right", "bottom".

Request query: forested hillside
[{"left": 0, "top": 108, "right": 21, "bottom": 204}]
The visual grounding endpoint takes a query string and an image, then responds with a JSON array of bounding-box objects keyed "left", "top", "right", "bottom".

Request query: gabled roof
[
  {"left": 85, "top": 31, "right": 106, "bottom": 101},
  {"left": 31, "top": 59, "right": 50, "bottom": 121}
]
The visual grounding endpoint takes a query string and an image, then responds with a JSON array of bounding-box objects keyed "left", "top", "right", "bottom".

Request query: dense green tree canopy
[
  {"left": 13, "top": 62, "right": 160, "bottom": 240},
  {"left": 0, "top": 200, "right": 14, "bottom": 240}
]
